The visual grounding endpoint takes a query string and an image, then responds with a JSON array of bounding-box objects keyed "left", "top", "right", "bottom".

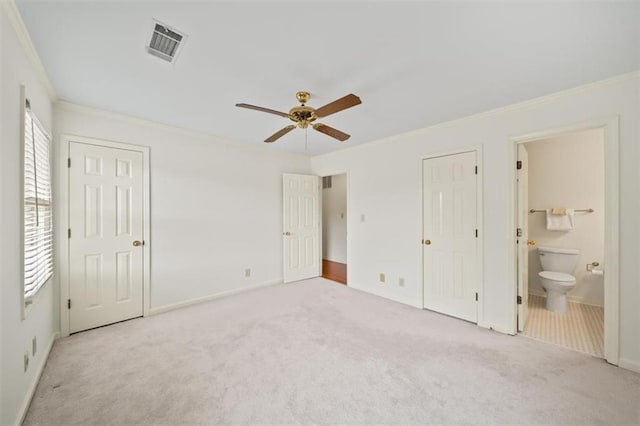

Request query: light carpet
[
  {"left": 25, "top": 278, "right": 640, "bottom": 425},
  {"left": 523, "top": 294, "right": 604, "bottom": 358}
]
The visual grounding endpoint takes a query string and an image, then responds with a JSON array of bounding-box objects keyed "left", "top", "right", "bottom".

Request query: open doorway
[
  {"left": 321, "top": 174, "right": 347, "bottom": 285},
  {"left": 515, "top": 127, "right": 610, "bottom": 359}
]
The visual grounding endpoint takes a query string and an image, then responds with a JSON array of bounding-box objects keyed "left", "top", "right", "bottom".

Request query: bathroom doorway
[
  {"left": 321, "top": 174, "right": 347, "bottom": 285},
  {"left": 512, "top": 119, "right": 619, "bottom": 364}
]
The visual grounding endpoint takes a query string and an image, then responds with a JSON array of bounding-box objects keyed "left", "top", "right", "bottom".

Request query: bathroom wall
[
  {"left": 526, "top": 128, "right": 605, "bottom": 306},
  {"left": 322, "top": 174, "right": 347, "bottom": 264}
]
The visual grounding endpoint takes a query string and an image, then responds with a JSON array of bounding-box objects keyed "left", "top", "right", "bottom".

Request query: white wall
[
  {"left": 525, "top": 129, "right": 605, "bottom": 306},
  {"left": 310, "top": 73, "right": 640, "bottom": 371},
  {"left": 0, "top": 6, "right": 57, "bottom": 425},
  {"left": 322, "top": 174, "right": 347, "bottom": 263},
  {"left": 54, "top": 103, "right": 311, "bottom": 312}
]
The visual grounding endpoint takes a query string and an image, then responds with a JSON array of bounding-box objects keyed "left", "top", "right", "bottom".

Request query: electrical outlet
[
  {"left": 360, "top": 214, "right": 366, "bottom": 223},
  {"left": 379, "top": 273, "right": 385, "bottom": 283},
  {"left": 399, "top": 278, "right": 405, "bottom": 287},
  {"left": 24, "top": 353, "right": 29, "bottom": 373},
  {"left": 340, "top": 212, "right": 344, "bottom": 219},
  {"left": 245, "top": 268, "right": 251, "bottom": 278},
  {"left": 32, "top": 336, "right": 37, "bottom": 356}
]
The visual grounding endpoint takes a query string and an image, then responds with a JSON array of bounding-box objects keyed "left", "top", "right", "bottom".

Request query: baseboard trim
[
  {"left": 148, "top": 280, "right": 282, "bottom": 316},
  {"left": 346, "top": 284, "right": 423, "bottom": 309},
  {"left": 528, "top": 291, "right": 604, "bottom": 308},
  {"left": 14, "top": 332, "right": 59, "bottom": 426},
  {"left": 478, "top": 322, "right": 516, "bottom": 336},
  {"left": 618, "top": 358, "right": 640, "bottom": 374}
]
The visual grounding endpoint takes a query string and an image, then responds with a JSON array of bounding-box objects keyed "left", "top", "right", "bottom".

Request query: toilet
[{"left": 537, "top": 246, "right": 579, "bottom": 313}]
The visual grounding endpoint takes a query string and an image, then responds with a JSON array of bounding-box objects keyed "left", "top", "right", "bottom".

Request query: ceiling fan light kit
[{"left": 236, "top": 91, "right": 361, "bottom": 143}]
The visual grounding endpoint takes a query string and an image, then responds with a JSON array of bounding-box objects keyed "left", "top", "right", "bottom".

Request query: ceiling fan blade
[
  {"left": 312, "top": 123, "right": 350, "bottom": 141},
  {"left": 236, "top": 103, "right": 291, "bottom": 118},
  {"left": 314, "top": 93, "right": 361, "bottom": 118},
  {"left": 265, "top": 125, "right": 296, "bottom": 143}
]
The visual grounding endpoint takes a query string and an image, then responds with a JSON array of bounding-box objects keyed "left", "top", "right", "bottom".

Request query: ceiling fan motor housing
[{"left": 289, "top": 105, "right": 317, "bottom": 128}]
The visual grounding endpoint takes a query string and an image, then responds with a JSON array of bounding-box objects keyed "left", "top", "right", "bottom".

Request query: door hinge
[
  {"left": 516, "top": 228, "right": 522, "bottom": 237},
  {"left": 67, "top": 158, "right": 71, "bottom": 168},
  {"left": 475, "top": 292, "right": 478, "bottom": 301},
  {"left": 68, "top": 228, "right": 71, "bottom": 238},
  {"left": 475, "top": 229, "right": 478, "bottom": 238},
  {"left": 517, "top": 295, "right": 522, "bottom": 305},
  {"left": 67, "top": 299, "right": 71, "bottom": 309},
  {"left": 474, "top": 165, "right": 478, "bottom": 175},
  {"left": 516, "top": 160, "right": 522, "bottom": 170}
]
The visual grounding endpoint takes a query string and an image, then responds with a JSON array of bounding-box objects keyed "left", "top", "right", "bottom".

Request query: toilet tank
[{"left": 537, "top": 246, "right": 579, "bottom": 273}]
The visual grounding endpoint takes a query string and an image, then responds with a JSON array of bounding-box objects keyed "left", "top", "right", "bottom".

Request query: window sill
[{"left": 22, "top": 276, "right": 53, "bottom": 320}]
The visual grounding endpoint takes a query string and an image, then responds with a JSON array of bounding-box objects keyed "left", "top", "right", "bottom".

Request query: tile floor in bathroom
[{"left": 521, "top": 294, "right": 604, "bottom": 358}]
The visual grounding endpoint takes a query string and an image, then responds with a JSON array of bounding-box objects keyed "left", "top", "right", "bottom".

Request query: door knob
[
  {"left": 527, "top": 240, "right": 536, "bottom": 246},
  {"left": 133, "top": 240, "right": 142, "bottom": 247},
  {"left": 423, "top": 239, "right": 431, "bottom": 245},
  {"left": 283, "top": 232, "right": 291, "bottom": 236}
]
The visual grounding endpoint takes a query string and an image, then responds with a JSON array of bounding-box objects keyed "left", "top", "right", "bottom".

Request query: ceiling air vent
[{"left": 147, "top": 21, "right": 185, "bottom": 63}]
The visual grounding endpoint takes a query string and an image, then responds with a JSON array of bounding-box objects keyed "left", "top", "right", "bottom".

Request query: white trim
[
  {"left": 1, "top": 1, "right": 57, "bottom": 100},
  {"left": 477, "top": 322, "right": 515, "bottom": 336},
  {"left": 421, "top": 145, "right": 484, "bottom": 325},
  {"left": 20, "top": 85, "right": 27, "bottom": 319},
  {"left": 618, "top": 358, "right": 640, "bottom": 374},
  {"left": 311, "top": 71, "right": 640, "bottom": 161},
  {"left": 58, "top": 135, "right": 151, "bottom": 337},
  {"left": 148, "top": 280, "right": 282, "bottom": 316},
  {"left": 509, "top": 117, "right": 620, "bottom": 365},
  {"left": 14, "top": 332, "right": 58, "bottom": 426},
  {"left": 55, "top": 101, "right": 310, "bottom": 160},
  {"left": 528, "top": 289, "right": 605, "bottom": 308},
  {"left": 347, "top": 283, "right": 422, "bottom": 310}
]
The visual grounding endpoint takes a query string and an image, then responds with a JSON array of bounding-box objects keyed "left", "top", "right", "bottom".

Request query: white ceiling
[{"left": 16, "top": 1, "right": 640, "bottom": 156}]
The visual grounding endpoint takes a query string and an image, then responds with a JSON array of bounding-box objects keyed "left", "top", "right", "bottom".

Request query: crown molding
[
  {"left": 1, "top": 0, "right": 57, "bottom": 101},
  {"left": 312, "top": 70, "right": 640, "bottom": 159},
  {"left": 55, "top": 100, "right": 311, "bottom": 159}
]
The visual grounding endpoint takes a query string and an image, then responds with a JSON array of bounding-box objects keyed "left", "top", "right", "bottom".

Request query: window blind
[{"left": 24, "top": 101, "right": 53, "bottom": 300}]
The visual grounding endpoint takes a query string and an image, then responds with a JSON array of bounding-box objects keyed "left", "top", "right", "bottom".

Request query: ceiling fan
[{"left": 236, "top": 91, "right": 362, "bottom": 143}]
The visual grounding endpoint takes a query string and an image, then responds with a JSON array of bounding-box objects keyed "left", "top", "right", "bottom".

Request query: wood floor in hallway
[{"left": 322, "top": 259, "right": 346, "bottom": 284}]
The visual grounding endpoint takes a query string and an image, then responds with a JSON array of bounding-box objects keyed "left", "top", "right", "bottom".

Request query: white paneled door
[
  {"left": 423, "top": 151, "right": 478, "bottom": 323},
  {"left": 69, "top": 142, "right": 144, "bottom": 333},
  {"left": 283, "top": 173, "right": 320, "bottom": 283},
  {"left": 517, "top": 144, "right": 530, "bottom": 331}
]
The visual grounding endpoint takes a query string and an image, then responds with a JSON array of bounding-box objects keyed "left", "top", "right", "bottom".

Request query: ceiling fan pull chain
[{"left": 305, "top": 127, "right": 308, "bottom": 152}]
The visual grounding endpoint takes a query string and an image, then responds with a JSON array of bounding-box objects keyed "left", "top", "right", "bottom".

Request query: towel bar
[{"left": 529, "top": 208, "right": 594, "bottom": 213}]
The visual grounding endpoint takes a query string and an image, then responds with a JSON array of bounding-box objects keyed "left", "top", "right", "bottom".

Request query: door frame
[
  {"left": 421, "top": 145, "right": 484, "bottom": 324},
  {"left": 57, "top": 135, "right": 151, "bottom": 337},
  {"left": 508, "top": 117, "right": 619, "bottom": 364},
  {"left": 516, "top": 144, "right": 529, "bottom": 332},
  {"left": 319, "top": 171, "right": 349, "bottom": 286}
]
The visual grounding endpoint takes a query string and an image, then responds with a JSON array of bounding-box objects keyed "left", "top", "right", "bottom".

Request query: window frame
[{"left": 21, "top": 87, "right": 53, "bottom": 318}]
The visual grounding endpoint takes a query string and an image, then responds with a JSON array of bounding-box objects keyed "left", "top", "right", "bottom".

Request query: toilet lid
[{"left": 538, "top": 271, "right": 576, "bottom": 283}]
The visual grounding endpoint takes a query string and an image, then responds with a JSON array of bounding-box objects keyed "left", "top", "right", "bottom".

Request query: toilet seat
[{"left": 538, "top": 271, "right": 575, "bottom": 284}]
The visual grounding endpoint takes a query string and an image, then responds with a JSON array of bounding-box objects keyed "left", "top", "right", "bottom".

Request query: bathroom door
[{"left": 517, "top": 144, "right": 529, "bottom": 331}]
